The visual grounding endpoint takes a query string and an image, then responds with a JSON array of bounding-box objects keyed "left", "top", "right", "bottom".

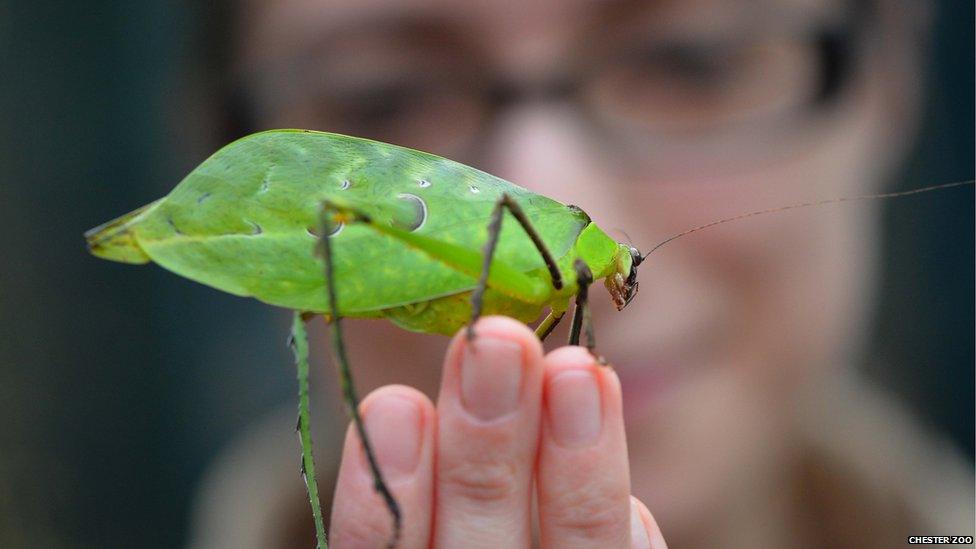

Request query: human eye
[
  {"left": 318, "top": 77, "right": 435, "bottom": 131},
  {"left": 585, "top": 32, "right": 823, "bottom": 136}
]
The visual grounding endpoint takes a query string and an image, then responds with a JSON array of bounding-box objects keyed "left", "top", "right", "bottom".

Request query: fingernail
[
  {"left": 630, "top": 500, "right": 651, "bottom": 549},
  {"left": 460, "top": 337, "right": 524, "bottom": 421},
  {"left": 547, "top": 369, "right": 602, "bottom": 447},
  {"left": 363, "top": 395, "right": 423, "bottom": 481}
]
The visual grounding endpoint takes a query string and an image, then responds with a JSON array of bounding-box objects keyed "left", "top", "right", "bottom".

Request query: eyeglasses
[{"left": 242, "top": 7, "right": 869, "bottom": 174}]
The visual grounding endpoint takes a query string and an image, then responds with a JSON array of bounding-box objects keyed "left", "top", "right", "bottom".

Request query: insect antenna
[
  {"left": 642, "top": 179, "right": 974, "bottom": 259},
  {"left": 611, "top": 228, "right": 638, "bottom": 249}
]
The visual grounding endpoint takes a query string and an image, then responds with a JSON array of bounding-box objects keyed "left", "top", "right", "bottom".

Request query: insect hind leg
[
  {"left": 291, "top": 311, "right": 328, "bottom": 549},
  {"left": 469, "top": 193, "right": 564, "bottom": 340}
]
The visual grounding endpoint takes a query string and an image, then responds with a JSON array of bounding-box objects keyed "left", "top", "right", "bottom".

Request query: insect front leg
[
  {"left": 568, "top": 259, "right": 596, "bottom": 353},
  {"left": 317, "top": 202, "right": 402, "bottom": 547},
  {"left": 469, "top": 193, "right": 565, "bottom": 340}
]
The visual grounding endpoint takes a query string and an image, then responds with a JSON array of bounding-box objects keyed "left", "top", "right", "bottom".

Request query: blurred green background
[{"left": 1, "top": 1, "right": 971, "bottom": 547}]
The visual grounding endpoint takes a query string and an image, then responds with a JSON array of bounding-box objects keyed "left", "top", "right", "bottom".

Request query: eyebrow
[
  {"left": 240, "top": 9, "right": 482, "bottom": 104},
  {"left": 308, "top": 10, "right": 470, "bottom": 58},
  {"left": 587, "top": 0, "right": 847, "bottom": 38}
]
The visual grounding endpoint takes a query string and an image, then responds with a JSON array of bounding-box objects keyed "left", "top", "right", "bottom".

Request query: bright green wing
[{"left": 88, "top": 130, "right": 590, "bottom": 313}]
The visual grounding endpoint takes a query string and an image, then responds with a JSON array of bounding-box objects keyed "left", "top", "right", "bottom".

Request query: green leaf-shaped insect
[
  {"left": 85, "top": 129, "right": 642, "bottom": 548},
  {"left": 85, "top": 129, "right": 972, "bottom": 548}
]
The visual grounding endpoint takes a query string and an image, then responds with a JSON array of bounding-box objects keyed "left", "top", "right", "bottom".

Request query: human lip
[
  {"left": 610, "top": 322, "right": 719, "bottom": 418},
  {"left": 616, "top": 356, "right": 686, "bottom": 418},
  {"left": 593, "top": 288, "right": 728, "bottom": 417}
]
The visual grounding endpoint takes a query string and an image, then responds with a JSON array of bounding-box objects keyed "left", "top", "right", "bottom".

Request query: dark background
[{"left": 1, "top": 2, "right": 972, "bottom": 547}]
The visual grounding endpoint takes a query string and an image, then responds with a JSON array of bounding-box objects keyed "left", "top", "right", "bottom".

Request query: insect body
[
  {"left": 85, "top": 129, "right": 641, "bottom": 548},
  {"left": 86, "top": 129, "right": 638, "bottom": 335}
]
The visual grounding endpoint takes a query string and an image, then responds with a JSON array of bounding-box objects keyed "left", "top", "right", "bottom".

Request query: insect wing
[{"left": 128, "top": 130, "right": 587, "bottom": 312}]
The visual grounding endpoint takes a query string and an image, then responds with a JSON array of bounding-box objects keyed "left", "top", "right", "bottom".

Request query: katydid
[{"left": 84, "top": 129, "right": 973, "bottom": 548}]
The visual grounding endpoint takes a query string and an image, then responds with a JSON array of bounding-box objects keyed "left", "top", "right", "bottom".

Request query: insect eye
[{"left": 629, "top": 246, "right": 643, "bottom": 266}]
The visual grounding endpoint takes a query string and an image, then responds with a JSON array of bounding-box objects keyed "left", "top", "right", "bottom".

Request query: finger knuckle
[
  {"left": 332, "top": 519, "right": 391, "bottom": 549},
  {"left": 440, "top": 457, "right": 519, "bottom": 504},
  {"left": 547, "top": 487, "right": 628, "bottom": 538}
]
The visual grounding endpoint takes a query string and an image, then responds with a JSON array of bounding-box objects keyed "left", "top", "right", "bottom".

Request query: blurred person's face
[{"left": 237, "top": 0, "right": 919, "bottom": 538}]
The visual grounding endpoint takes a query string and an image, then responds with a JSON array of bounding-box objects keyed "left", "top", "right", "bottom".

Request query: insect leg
[
  {"left": 317, "top": 202, "right": 402, "bottom": 547},
  {"left": 568, "top": 259, "right": 596, "bottom": 352},
  {"left": 468, "top": 198, "right": 506, "bottom": 339},
  {"left": 498, "top": 194, "right": 564, "bottom": 291},
  {"left": 290, "top": 311, "right": 329, "bottom": 549},
  {"left": 469, "top": 193, "right": 565, "bottom": 339},
  {"left": 535, "top": 309, "right": 566, "bottom": 341}
]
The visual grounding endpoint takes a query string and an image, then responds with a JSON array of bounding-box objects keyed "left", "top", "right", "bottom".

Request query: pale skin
[
  {"left": 232, "top": 0, "right": 924, "bottom": 546},
  {"left": 330, "top": 316, "right": 666, "bottom": 548}
]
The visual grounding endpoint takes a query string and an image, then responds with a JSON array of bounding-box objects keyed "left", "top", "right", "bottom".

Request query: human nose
[{"left": 480, "top": 101, "right": 611, "bottom": 210}]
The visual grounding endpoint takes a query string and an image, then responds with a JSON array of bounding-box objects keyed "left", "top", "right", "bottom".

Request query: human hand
[{"left": 329, "top": 316, "right": 666, "bottom": 548}]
